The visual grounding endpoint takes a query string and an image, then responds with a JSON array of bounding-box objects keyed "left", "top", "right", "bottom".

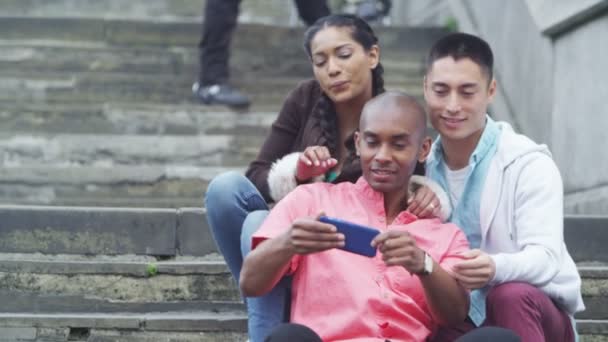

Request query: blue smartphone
[{"left": 318, "top": 216, "right": 380, "bottom": 257}]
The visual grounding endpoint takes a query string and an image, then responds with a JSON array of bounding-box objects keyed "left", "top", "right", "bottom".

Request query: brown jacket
[{"left": 245, "top": 79, "right": 361, "bottom": 203}]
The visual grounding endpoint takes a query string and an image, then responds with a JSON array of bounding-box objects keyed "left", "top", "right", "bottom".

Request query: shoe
[
  {"left": 356, "top": 0, "right": 391, "bottom": 22},
  {"left": 192, "top": 82, "right": 251, "bottom": 108}
]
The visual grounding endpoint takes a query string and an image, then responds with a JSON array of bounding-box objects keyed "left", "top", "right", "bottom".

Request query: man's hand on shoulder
[
  {"left": 452, "top": 249, "right": 496, "bottom": 289},
  {"left": 372, "top": 230, "right": 426, "bottom": 274},
  {"left": 282, "top": 213, "right": 345, "bottom": 255},
  {"left": 407, "top": 185, "right": 442, "bottom": 219}
]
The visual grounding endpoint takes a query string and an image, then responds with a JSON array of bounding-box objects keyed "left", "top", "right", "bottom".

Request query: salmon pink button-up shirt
[{"left": 252, "top": 177, "right": 469, "bottom": 342}]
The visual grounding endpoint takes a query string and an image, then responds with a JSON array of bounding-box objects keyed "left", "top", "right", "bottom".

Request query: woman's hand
[
  {"left": 407, "top": 185, "right": 441, "bottom": 218},
  {"left": 296, "top": 146, "right": 338, "bottom": 182}
]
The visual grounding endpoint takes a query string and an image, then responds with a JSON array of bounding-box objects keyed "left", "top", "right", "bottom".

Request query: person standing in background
[{"left": 192, "top": 0, "right": 330, "bottom": 108}]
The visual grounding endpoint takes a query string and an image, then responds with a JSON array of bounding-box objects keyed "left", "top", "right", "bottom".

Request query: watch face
[{"left": 424, "top": 252, "right": 433, "bottom": 275}]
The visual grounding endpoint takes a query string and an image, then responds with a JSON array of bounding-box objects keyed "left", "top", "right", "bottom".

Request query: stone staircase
[
  {"left": 0, "top": 1, "right": 606, "bottom": 341},
  {"left": 0, "top": 7, "right": 436, "bottom": 208}
]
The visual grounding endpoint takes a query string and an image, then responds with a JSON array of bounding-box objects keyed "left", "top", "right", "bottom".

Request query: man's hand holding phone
[
  {"left": 372, "top": 231, "right": 426, "bottom": 274},
  {"left": 283, "top": 213, "right": 345, "bottom": 255}
]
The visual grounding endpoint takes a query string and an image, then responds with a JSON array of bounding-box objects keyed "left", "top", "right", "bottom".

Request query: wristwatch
[{"left": 417, "top": 251, "right": 434, "bottom": 276}]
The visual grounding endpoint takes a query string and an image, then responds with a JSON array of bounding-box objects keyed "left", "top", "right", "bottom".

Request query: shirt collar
[
  {"left": 430, "top": 114, "right": 499, "bottom": 168},
  {"left": 354, "top": 177, "right": 418, "bottom": 224}
]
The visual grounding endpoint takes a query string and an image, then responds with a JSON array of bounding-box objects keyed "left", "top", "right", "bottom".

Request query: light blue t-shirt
[{"left": 427, "top": 116, "right": 499, "bottom": 326}]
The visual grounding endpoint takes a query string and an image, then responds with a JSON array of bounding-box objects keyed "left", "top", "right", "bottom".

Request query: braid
[
  {"left": 315, "top": 94, "right": 339, "bottom": 157},
  {"left": 372, "top": 62, "right": 385, "bottom": 95}
]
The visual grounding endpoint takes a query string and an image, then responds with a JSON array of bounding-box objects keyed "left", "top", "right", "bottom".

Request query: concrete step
[
  {"left": 578, "top": 264, "right": 608, "bottom": 321},
  {"left": 0, "top": 16, "right": 446, "bottom": 54},
  {"left": 1, "top": 258, "right": 605, "bottom": 319},
  {"left": 0, "top": 102, "right": 274, "bottom": 136},
  {"left": 0, "top": 312, "right": 247, "bottom": 342},
  {"left": 0, "top": 206, "right": 605, "bottom": 259},
  {"left": 0, "top": 39, "right": 311, "bottom": 81},
  {"left": 565, "top": 216, "right": 608, "bottom": 263},
  {"left": 0, "top": 0, "right": 204, "bottom": 22},
  {"left": 0, "top": 72, "right": 304, "bottom": 106},
  {"left": 0, "top": 70, "right": 424, "bottom": 106},
  {"left": 0, "top": 206, "right": 218, "bottom": 256},
  {"left": 0, "top": 316, "right": 604, "bottom": 342},
  {"left": 0, "top": 165, "right": 237, "bottom": 207},
  {"left": 3, "top": 258, "right": 607, "bottom": 315},
  {"left": 0, "top": 133, "right": 263, "bottom": 167},
  {"left": 0, "top": 40, "right": 424, "bottom": 81},
  {"left": 579, "top": 320, "right": 608, "bottom": 341},
  {"left": 0, "top": 255, "right": 240, "bottom": 308},
  {"left": 0, "top": 0, "right": 297, "bottom": 25},
  {"left": 0, "top": 103, "right": 277, "bottom": 135}
]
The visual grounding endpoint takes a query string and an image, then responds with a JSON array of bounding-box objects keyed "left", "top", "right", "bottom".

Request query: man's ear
[
  {"left": 417, "top": 136, "right": 432, "bottom": 163},
  {"left": 354, "top": 131, "right": 361, "bottom": 156},
  {"left": 487, "top": 78, "right": 497, "bottom": 102},
  {"left": 422, "top": 75, "right": 429, "bottom": 101}
]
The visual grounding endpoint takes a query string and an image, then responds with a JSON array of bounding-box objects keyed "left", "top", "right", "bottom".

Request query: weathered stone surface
[
  {"left": 0, "top": 314, "right": 141, "bottom": 329},
  {"left": 0, "top": 290, "right": 242, "bottom": 314},
  {"left": 579, "top": 320, "right": 608, "bottom": 336},
  {"left": 582, "top": 278, "right": 608, "bottom": 297},
  {"left": 143, "top": 312, "right": 246, "bottom": 332},
  {"left": 565, "top": 186, "right": 608, "bottom": 215},
  {"left": 0, "top": 327, "right": 37, "bottom": 341},
  {"left": 177, "top": 208, "right": 216, "bottom": 256},
  {"left": 0, "top": 71, "right": 422, "bottom": 107},
  {"left": 88, "top": 330, "right": 246, "bottom": 342},
  {"left": 0, "top": 312, "right": 247, "bottom": 331},
  {"left": 565, "top": 216, "right": 608, "bottom": 263},
  {"left": 0, "top": 40, "right": 424, "bottom": 80},
  {"left": 0, "top": 134, "right": 259, "bottom": 167},
  {"left": 0, "top": 206, "right": 176, "bottom": 255},
  {"left": 0, "top": 271, "right": 238, "bottom": 303},
  {"left": 0, "top": 0, "right": 204, "bottom": 21},
  {"left": 0, "top": 102, "right": 276, "bottom": 135},
  {"left": 0, "top": 254, "right": 228, "bottom": 276},
  {"left": 0, "top": 11, "right": 441, "bottom": 207},
  {"left": 581, "top": 335, "right": 608, "bottom": 342},
  {"left": 34, "top": 327, "right": 69, "bottom": 341},
  {"left": 580, "top": 296, "right": 608, "bottom": 320},
  {"left": 0, "top": 166, "right": 238, "bottom": 208}
]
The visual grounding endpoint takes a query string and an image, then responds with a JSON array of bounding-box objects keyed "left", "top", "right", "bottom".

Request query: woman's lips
[{"left": 330, "top": 80, "right": 349, "bottom": 92}]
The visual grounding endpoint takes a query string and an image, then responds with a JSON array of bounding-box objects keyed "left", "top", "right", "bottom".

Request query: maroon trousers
[{"left": 431, "top": 282, "right": 575, "bottom": 342}]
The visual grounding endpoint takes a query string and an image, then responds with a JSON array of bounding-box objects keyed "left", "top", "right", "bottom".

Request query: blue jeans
[{"left": 205, "top": 171, "right": 289, "bottom": 342}]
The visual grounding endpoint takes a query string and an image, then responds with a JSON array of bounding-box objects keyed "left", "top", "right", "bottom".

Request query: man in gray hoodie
[{"left": 423, "top": 33, "right": 584, "bottom": 342}]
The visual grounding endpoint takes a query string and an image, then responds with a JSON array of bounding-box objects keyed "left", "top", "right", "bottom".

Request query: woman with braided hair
[{"left": 204, "top": 14, "right": 448, "bottom": 342}]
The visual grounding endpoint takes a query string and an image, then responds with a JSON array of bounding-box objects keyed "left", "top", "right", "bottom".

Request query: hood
[{"left": 495, "top": 121, "right": 552, "bottom": 170}]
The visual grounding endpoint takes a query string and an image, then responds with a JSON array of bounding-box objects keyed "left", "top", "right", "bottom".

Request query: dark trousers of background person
[
  {"left": 198, "top": 0, "right": 330, "bottom": 86},
  {"left": 264, "top": 323, "right": 522, "bottom": 342}
]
